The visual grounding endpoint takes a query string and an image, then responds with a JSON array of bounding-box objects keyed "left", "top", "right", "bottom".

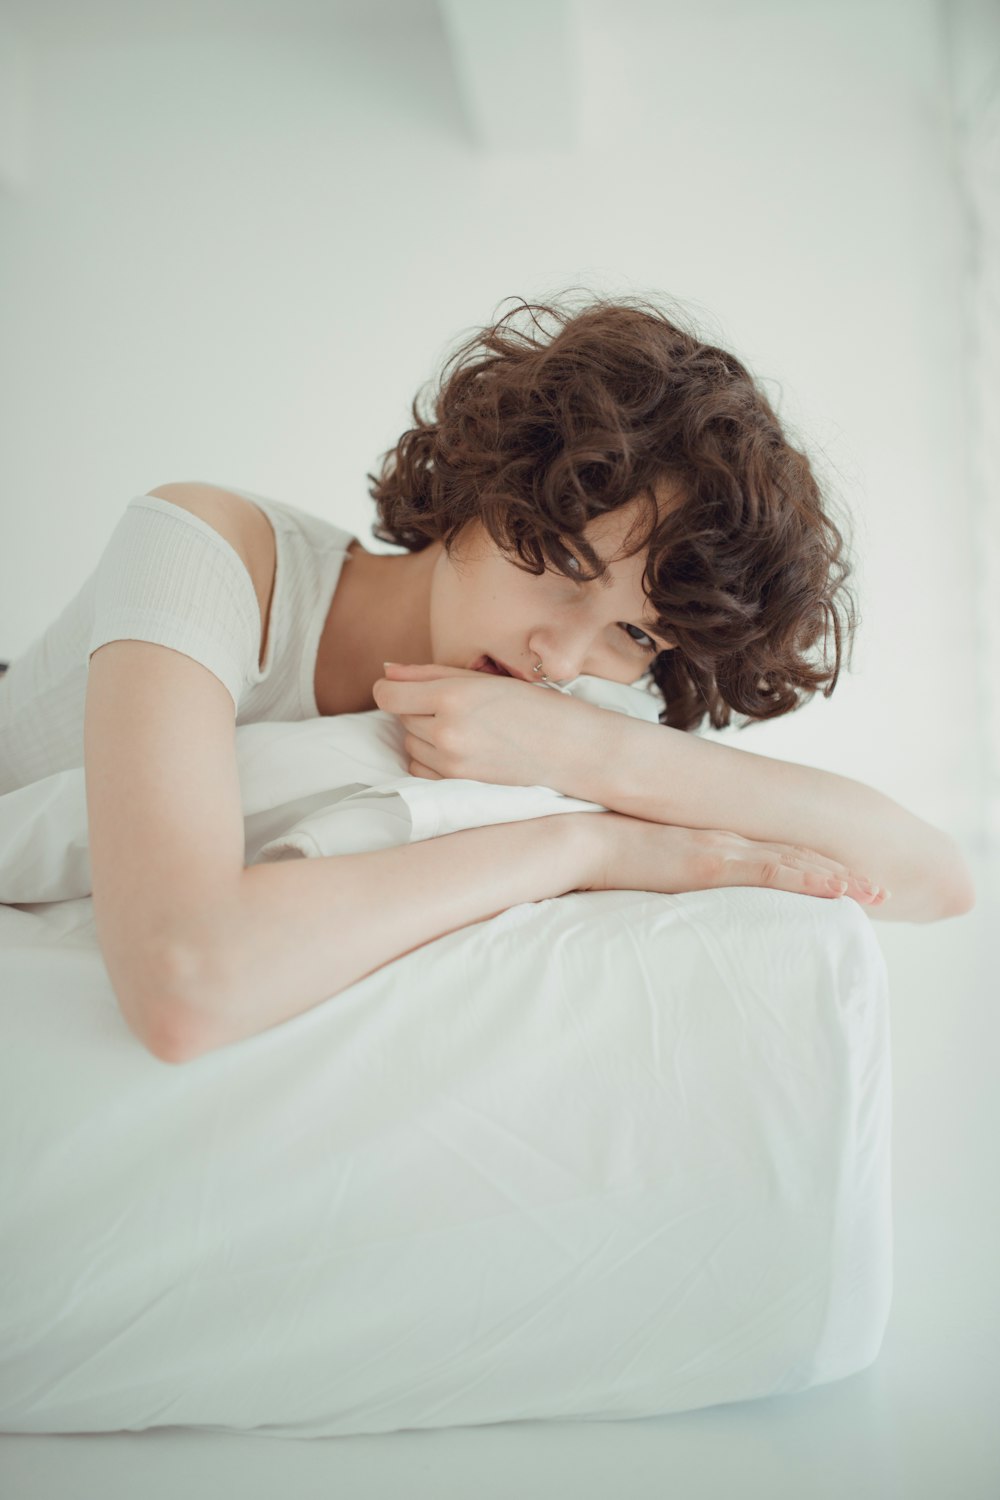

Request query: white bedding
[{"left": 0, "top": 676, "right": 893, "bottom": 1437}]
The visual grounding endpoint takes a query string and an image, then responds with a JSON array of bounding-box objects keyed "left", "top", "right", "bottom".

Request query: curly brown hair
[{"left": 367, "top": 292, "right": 858, "bottom": 734}]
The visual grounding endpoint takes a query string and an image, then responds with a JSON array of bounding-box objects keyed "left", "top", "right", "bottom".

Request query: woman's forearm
[
  {"left": 584, "top": 714, "right": 975, "bottom": 924},
  {"left": 157, "top": 813, "right": 597, "bottom": 1064}
]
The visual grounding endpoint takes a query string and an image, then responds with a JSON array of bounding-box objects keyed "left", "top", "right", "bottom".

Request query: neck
[{"left": 314, "top": 539, "right": 439, "bottom": 715}]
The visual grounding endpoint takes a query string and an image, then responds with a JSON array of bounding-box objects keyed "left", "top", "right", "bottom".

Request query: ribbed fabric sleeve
[
  {"left": 0, "top": 487, "right": 357, "bottom": 796},
  {"left": 88, "top": 497, "right": 262, "bottom": 715}
]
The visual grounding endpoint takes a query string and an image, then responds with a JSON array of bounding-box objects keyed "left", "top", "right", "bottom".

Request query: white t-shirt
[{"left": 0, "top": 487, "right": 358, "bottom": 795}]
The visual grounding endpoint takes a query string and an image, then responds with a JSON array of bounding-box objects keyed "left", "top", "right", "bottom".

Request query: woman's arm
[
  {"left": 162, "top": 815, "right": 592, "bottom": 1063},
  {"left": 164, "top": 808, "right": 885, "bottom": 1063},
  {"left": 367, "top": 668, "right": 969, "bottom": 922},
  {"left": 573, "top": 714, "right": 976, "bottom": 924}
]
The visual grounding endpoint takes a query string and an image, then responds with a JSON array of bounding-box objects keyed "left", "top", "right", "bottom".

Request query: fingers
[
  {"left": 402, "top": 730, "right": 441, "bottom": 774},
  {"left": 407, "top": 761, "right": 441, "bottom": 779},
  {"left": 772, "top": 841, "right": 889, "bottom": 905},
  {"left": 706, "top": 831, "right": 888, "bottom": 906},
  {"left": 745, "top": 845, "right": 888, "bottom": 905},
  {"left": 382, "top": 663, "right": 473, "bottom": 678},
  {"left": 373, "top": 678, "right": 446, "bottom": 713}
]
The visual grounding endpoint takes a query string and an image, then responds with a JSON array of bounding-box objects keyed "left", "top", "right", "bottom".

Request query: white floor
[{"left": 2, "top": 853, "right": 997, "bottom": 1500}]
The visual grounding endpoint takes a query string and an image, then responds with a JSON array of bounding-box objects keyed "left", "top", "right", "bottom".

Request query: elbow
[
  {"left": 145, "top": 1004, "right": 207, "bottom": 1065},
  {"left": 117, "top": 991, "right": 206, "bottom": 1065},
  {"left": 117, "top": 948, "right": 216, "bottom": 1065},
  {"left": 948, "top": 872, "right": 977, "bottom": 921},
  {"left": 939, "top": 837, "right": 977, "bottom": 920}
]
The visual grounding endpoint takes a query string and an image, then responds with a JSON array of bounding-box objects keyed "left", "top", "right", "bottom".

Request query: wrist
[
  {"left": 557, "top": 811, "right": 617, "bottom": 892},
  {"left": 564, "top": 698, "right": 630, "bottom": 808}
]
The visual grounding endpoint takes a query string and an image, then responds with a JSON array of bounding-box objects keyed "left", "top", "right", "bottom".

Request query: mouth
[{"left": 471, "top": 654, "right": 524, "bottom": 680}]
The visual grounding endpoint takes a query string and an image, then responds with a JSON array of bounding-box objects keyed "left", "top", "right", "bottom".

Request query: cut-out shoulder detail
[
  {"left": 146, "top": 482, "right": 277, "bottom": 670},
  {"left": 0, "top": 483, "right": 358, "bottom": 793}
]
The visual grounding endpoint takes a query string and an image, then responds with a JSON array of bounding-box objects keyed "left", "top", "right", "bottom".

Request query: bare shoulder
[
  {"left": 146, "top": 481, "right": 276, "bottom": 666},
  {"left": 145, "top": 481, "right": 272, "bottom": 576}
]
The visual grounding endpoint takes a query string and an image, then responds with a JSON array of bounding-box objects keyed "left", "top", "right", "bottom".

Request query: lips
[{"left": 471, "top": 654, "right": 524, "bottom": 680}]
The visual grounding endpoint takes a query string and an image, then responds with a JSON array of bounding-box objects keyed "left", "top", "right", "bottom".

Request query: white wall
[
  {"left": 945, "top": 0, "right": 1000, "bottom": 850},
  {"left": 0, "top": 0, "right": 986, "bottom": 854}
]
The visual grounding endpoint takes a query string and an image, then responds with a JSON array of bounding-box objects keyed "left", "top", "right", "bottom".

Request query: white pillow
[{"left": 0, "top": 674, "right": 661, "bottom": 905}]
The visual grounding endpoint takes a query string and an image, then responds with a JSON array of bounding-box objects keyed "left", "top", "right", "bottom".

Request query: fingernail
[{"left": 383, "top": 661, "right": 397, "bottom": 670}]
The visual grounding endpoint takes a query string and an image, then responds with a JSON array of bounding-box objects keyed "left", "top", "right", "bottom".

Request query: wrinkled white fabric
[
  {"left": 0, "top": 873, "right": 893, "bottom": 1437},
  {"left": 0, "top": 655, "right": 894, "bottom": 1438}
]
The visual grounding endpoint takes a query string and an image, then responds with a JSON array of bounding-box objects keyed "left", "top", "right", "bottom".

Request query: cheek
[
  {"left": 476, "top": 562, "right": 536, "bottom": 626},
  {"left": 430, "top": 555, "right": 505, "bottom": 654}
]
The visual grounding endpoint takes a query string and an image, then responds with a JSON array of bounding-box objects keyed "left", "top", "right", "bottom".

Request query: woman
[{"left": 0, "top": 294, "right": 974, "bottom": 1062}]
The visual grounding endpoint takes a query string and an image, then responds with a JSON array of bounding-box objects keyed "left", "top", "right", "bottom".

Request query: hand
[
  {"left": 371, "top": 662, "right": 616, "bottom": 791},
  {"left": 578, "top": 813, "right": 890, "bottom": 907}
]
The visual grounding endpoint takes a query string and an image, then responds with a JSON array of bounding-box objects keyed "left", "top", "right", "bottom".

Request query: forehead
[{"left": 581, "top": 486, "right": 672, "bottom": 566}]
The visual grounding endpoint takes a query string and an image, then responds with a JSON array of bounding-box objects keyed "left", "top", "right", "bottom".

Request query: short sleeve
[{"left": 87, "top": 496, "right": 262, "bottom": 715}]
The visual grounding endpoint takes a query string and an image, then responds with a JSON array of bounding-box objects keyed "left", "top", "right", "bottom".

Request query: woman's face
[{"left": 429, "top": 498, "right": 675, "bottom": 685}]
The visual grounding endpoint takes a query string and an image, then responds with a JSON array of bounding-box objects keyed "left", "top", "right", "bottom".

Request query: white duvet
[{"left": 0, "top": 674, "right": 893, "bottom": 1437}]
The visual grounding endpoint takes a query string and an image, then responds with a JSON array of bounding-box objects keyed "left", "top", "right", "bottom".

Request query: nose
[{"left": 528, "top": 635, "right": 591, "bottom": 685}]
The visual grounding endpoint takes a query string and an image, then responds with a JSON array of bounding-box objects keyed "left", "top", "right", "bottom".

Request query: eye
[{"left": 621, "top": 623, "right": 658, "bottom": 653}]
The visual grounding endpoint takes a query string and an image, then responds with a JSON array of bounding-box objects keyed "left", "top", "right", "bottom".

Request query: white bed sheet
[{"left": 0, "top": 870, "right": 892, "bottom": 1438}]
